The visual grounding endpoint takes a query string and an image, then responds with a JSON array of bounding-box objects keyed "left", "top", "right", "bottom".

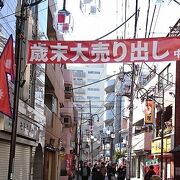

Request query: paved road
[{"left": 75, "top": 175, "right": 109, "bottom": 180}]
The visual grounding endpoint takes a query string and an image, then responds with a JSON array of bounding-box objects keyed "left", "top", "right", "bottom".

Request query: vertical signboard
[{"left": 145, "top": 100, "right": 155, "bottom": 124}]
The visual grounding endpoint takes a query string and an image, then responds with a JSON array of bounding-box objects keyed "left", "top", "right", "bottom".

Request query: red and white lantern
[{"left": 54, "top": 9, "right": 73, "bottom": 34}]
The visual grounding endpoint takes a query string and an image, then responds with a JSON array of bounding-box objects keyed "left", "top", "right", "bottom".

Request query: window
[
  {"left": 73, "top": 70, "right": 85, "bottom": 77},
  {"left": 87, "top": 88, "right": 100, "bottom": 91},
  {"left": 87, "top": 79, "right": 98, "bottom": 83},
  {"left": 88, "top": 71, "right": 100, "bottom": 74},
  {"left": 75, "top": 96, "right": 85, "bottom": 101},
  {"left": 87, "top": 96, "right": 100, "bottom": 100}
]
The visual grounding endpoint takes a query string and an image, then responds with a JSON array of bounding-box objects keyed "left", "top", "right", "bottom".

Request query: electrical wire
[
  {"left": 151, "top": 5, "right": 161, "bottom": 37},
  {"left": 144, "top": 62, "right": 175, "bottom": 85},
  {"left": 0, "top": 0, "right": 47, "bottom": 20},
  {"left": 148, "top": 5, "right": 157, "bottom": 38},
  {"left": 145, "top": 0, "right": 151, "bottom": 38},
  {"left": 124, "top": 0, "right": 128, "bottom": 38},
  {"left": 95, "top": 8, "right": 140, "bottom": 40},
  {"left": 173, "top": 0, "right": 180, "bottom": 5},
  {"left": 72, "top": 72, "right": 121, "bottom": 90}
]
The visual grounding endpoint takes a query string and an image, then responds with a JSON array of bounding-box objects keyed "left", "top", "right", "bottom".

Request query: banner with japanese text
[{"left": 28, "top": 37, "right": 180, "bottom": 64}]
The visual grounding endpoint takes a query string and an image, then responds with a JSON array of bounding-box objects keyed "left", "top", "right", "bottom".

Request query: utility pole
[
  {"left": 8, "top": 1, "right": 25, "bottom": 179},
  {"left": 126, "top": 0, "right": 138, "bottom": 179},
  {"left": 160, "top": 90, "right": 164, "bottom": 179},
  {"left": 8, "top": 0, "right": 43, "bottom": 179},
  {"left": 89, "top": 100, "right": 93, "bottom": 166},
  {"left": 77, "top": 107, "right": 83, "bottom": 180}
]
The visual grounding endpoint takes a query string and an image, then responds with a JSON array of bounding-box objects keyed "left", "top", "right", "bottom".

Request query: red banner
[
  {"left": 0, "top": 35, "right": 14, "bottom": 117},
  {"left": 28, "top": 37, "right": 180, "bottom": 64}
]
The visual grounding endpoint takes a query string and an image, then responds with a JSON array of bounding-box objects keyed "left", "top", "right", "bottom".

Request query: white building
[{"left": 68, "top": 64, "right": 107, "bottom": 162}]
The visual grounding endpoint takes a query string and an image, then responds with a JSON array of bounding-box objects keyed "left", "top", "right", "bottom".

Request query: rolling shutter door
[
  {"left": 0, "top": 141, "right": 9, "bottom": 180},
  {"left": 0, "top": 141, "right": 31, "bottom": 180}
]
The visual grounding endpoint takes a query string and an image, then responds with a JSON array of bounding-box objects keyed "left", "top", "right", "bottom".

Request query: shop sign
[
  {"left": 151, "top": 137, "right": 171, "bottom": 154},
  {"left": 145, "top": 158, "right": 159, "bottom": 166},
  {"left": 28, "top": 37, "right": 180, "bottom": 64},
  {"left": 65, "top": 154, "right": 73, "bottom": 176},
  {"left": 17, "top": 117, "right": 39, "bottom": 140},
  {"left": 145, "top": 100, "right": 155, "bottom": 124}
]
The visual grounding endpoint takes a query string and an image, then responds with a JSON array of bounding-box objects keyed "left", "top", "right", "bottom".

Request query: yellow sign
[{"left": 151, "top": 137, "right": 171, "bottom": 154}]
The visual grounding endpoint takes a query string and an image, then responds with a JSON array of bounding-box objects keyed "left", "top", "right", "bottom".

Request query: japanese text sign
[
  {"left": 145, "top": 100, "right": 155, "bottom": 124},
  {"left": 28, "top": 37, "right": 180, "bottom": 64}
]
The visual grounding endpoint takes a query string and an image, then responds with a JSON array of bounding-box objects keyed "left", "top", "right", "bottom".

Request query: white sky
[{"left": 58, "top": 0, "right": 180, "bottom": 74}]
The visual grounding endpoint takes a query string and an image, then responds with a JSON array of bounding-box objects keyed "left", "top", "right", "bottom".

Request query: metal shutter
[
  {"left": 0, "top": 141, "right": 31, "bottom": 180},
  {"left": 0, "top": 141, "right": 9, "bottom": 180}
]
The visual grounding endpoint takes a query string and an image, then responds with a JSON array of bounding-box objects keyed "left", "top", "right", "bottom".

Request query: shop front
[{"left": 150, "top": 135, "right": 174, "bottom": 180}]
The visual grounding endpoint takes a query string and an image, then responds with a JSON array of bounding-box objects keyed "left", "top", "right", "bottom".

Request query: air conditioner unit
[
  {"left": 62, "top": 116, "right": 72, "bottom": 127},
  {"left": 63, "top": 117, "right": 70, "bottom": 124},
  {"left": 64, "top": 86, "right": 72, "bottom": 93}
]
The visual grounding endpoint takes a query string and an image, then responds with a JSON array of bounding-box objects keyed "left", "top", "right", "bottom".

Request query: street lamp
[{"left": 110, "top": 132, "right": 115, "bottom": 162}]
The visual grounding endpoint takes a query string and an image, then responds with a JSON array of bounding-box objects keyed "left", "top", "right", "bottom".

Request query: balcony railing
[
  {"left": 74, "top": 89, "right": 85, "bottom": 94},
  {"left": 74, "top": 80, "right": 85, "bottom": 85}
]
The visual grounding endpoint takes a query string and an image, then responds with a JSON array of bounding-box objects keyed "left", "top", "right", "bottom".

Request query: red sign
[
  {"left": 28, "top": 37, "right": 180, "bottom": 64},
  {"left": 65, "top": 154, "right": 73, "bottom": 176}
]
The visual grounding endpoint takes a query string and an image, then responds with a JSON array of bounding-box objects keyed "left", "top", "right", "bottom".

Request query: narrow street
[
  {"left": 75, "top": 175, "right": 109, "bottom": 180},
  {"left": 0, "top": 0, "right": 180, "bottom": 180}
]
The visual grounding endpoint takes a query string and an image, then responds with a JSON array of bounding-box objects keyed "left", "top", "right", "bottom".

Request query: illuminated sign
[{"left": 151, "top": 137, "right": 172, "bottom": 154}]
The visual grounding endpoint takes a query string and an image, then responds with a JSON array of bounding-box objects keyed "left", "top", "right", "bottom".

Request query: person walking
[
  {"left": 144, "top": 165, "right": 156, "bottom": 180},
  {"left": 106, "top": 163, "right": 112, "bottom": 180},
  {"left": 110, "top": 163, "right": 117, "bottom": 180},
  {"left": 92, "top": 163, "right": 98, "bottom": 180},
  {"left": 100, "top": 162, "right": 107, "bottom": 180},
  {"left": 117, "top": 165, "right": 125, "bottom": 180},
  {"left": 80, "top": 162, "right": 91, "bottom": 180},
  {"left": 150, "top": 175, "right": 161, "bottom": 180}
]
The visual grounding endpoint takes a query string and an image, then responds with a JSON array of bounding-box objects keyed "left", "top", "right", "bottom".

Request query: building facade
[
  {"left": 0, "top": 1, "right": 46, "bottom": 179},
  {"left": 68, "top": 64, "right": 106, "bottom": 164}
]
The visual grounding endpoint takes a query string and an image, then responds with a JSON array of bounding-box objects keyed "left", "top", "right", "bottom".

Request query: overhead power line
[
  {"left": 96, "top": 8, "right": 140, "bottom": 40},
  {"left": 173, "top": 0, "right": 180, "bottom": 5},
  {"left": 0, "top": 0, "right": 47, "bottom": 20},
  {"left": 72, "top": 71, "right": 121, "bottom": 90}
]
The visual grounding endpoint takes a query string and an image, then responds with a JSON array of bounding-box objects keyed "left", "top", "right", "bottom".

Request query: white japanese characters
[
  {"left": 0, "top": 89, "right": 3, "bottom": 99},
  {"left": 28, "top": 39, "right": 178, "bottom": 63}
]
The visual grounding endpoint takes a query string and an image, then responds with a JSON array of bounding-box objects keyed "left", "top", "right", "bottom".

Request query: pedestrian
[
  {"left": 144, "top": 165, "right": 156, "bottom": 180},
  {"left": 92, "top": 163, "right": 98, "bottom": 180},
  {"left": 80, "top": 162, "right": 91, "bottom": 180},
  {"left": 110, "top": 163, "right": 117, "bottom": 180},
  {"left": 106, "top": 163, "right": 112, "bottom": 180},
  {"left": 100, "top": 162, "right": 107, "bottom": 180},
  {"left": 150, "top": 175, "right": 161, "bottom": 180},
  {"left": 117, "top": 165, "right": 125, "bottom": 180}
]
